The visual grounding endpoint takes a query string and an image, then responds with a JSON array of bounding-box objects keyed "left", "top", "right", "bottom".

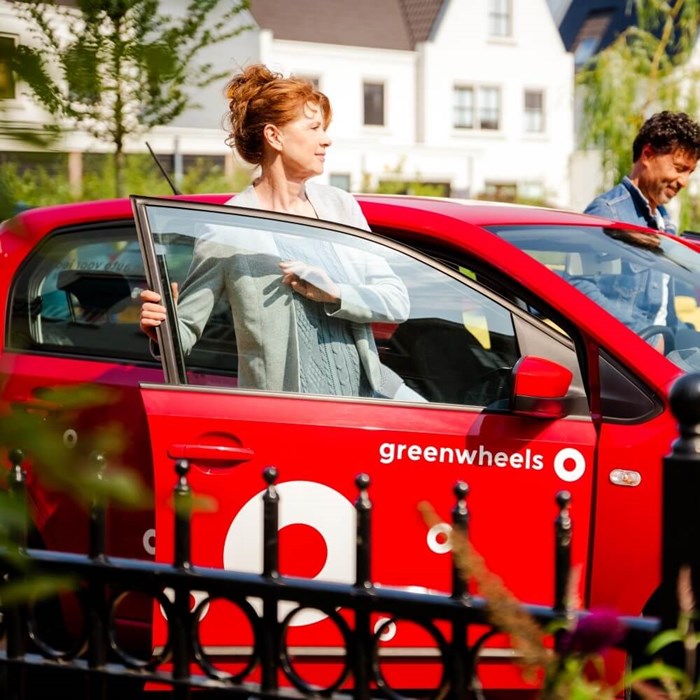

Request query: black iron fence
[{"left": 3, "top": 372, "right": 700, "bottom": 699}]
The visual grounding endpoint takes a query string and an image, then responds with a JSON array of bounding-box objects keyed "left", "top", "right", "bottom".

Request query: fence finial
[
  {"left": 89, "top": 451, "right": 107, "bottom": 561},
  {"left": 451, "top": 480, "right": 469, "bottom": 600},
  {"left": 263, "top": 466, "right": 279, "bottom": 580}
]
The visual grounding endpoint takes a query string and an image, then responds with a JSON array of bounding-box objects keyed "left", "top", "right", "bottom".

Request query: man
[
  {"left": 580, "top": 111, "right": 700, "bottom": 348},
  {"left": 585, "top": 110, "right": 700, "bottom": 233}
]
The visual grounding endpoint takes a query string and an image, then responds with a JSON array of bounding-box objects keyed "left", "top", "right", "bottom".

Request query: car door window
[{"left": 133, "top": 197, "right": 528, "bottom": 407}]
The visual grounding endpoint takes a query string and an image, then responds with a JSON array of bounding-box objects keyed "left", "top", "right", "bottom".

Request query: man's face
[{"left": 638, "top": 145, "right": 697, "bottom": 209}]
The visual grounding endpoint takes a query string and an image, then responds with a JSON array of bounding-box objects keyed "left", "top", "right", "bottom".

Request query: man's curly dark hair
[{"left": 632, "top": 110, "right": 700, "bottom": 161}]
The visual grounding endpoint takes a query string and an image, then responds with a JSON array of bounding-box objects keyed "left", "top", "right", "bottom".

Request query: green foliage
[
  {"left": 362, "top": 159, "right": 451, "bottom": 197},
  {"left": 13, "top": 0, "right": 252, "bottom": 195},
  {"left": 0, "top": 153, "right": 250, "bottom": 206},
  {"left": 578, "top": 0, "right": 700, "bottom": 189},
  {"left": 0, "top": 34, "right": 61, "bottom": 219},
  {"left": 1, "top": 384, "right": 147, "bottom": 508},
  {"left": 0, "top": 158, "right": 72, "bottom": 208},
  {"left": 374, "top": 180, "right": 449, "bottom": 197},
  {"left": 0, "top": 382, "right": 149, "bottom": 605}
]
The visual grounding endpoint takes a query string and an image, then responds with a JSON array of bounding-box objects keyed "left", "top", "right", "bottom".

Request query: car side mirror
[{"left": 510, "top": 356, "right": 573, "bottom": 419}]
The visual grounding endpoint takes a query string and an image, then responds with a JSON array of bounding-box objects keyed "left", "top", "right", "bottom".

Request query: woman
[{"left": 140, "top": 64, "right": 421, "bottom": 400}]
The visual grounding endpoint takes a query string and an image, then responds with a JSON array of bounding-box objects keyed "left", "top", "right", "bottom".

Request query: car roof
[{"left": 2, "top": 191, "right": 648, "bottom": 245}]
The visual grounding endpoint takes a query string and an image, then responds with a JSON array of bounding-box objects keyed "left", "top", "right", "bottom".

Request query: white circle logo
[
  {"left": 143, "top": 528, "right": 156, "bottom": 556},
  {"left": 553, "top": 448, "right": 586, "bottom": 483},
  {"left": 426, "top": 523, "right": 452, "bottom": 555},
  {"left": 223, "top": 481, "right": 355, "bottom": 627}
]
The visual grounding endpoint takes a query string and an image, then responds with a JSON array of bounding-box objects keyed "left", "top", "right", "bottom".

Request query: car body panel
[{"left": 1, "top": 192, "right": 693, "bottom": 690}]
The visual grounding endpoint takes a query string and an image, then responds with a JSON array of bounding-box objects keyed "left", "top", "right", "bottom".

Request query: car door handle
[{"left": 167, "top": 443, "right": 255, "bottom": 464}]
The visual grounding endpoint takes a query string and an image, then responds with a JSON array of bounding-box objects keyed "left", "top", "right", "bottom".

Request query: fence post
[
  {"left": 661, "top": 372, "right": 700, "bottom": 670},
  {"left": 172, "top": 459, "right": 192, "bottom": 700},
  {"left": 553, "top": 490, "right": 572, "bottom": 656},
  {"left": 87, "top": 452, "right": 108, "bottom": 700},
  {"left": 353, "top": 473, "right": 372, "bottom": 700},
  {"left": 450, "top": 480, "right": 470, "bottom": 700},
  {"left": 554, "top": 490, "right": 572, "bottom": 615},
  {"left": 5, "top": 449, "right": 27, "bottom": 700},
  {"left": 261, "top": 466, "right": 279, "bottom": 692}
]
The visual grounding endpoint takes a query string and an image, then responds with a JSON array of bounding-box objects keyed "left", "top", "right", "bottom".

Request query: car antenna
[{"left": 145, "top": 141, "right": 181, "bottom": 195}]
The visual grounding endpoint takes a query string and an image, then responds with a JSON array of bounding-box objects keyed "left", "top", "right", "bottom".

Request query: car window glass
[
  {"left": 489, "top": 224, "right": 700, "bottom": 374},
  {"left": 9, "top": 227, "right": 152, "bottom": 362},
  {"left": 134, "top": 201, "right": 522, "bottom": 407}
]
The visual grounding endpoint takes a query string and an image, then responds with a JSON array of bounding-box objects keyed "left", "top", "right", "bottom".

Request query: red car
[{"left": 2, "top": 193, "right": 700, "bottom": 691}]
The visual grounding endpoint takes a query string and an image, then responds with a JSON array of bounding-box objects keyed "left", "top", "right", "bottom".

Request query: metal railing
[{"left": 6, "top": 367, "right": 700, "bottom": 699}]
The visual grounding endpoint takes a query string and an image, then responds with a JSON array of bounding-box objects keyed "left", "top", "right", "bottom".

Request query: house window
[
  {"left": 483, "top": 181, "right": 517, "bottom": 202},
  {"left": 330, "top": 173, "right": 351, "bottom": 191},
  {"left": 478, "top": 86, "right": 500, "bottom": 130},
  {"left": 524, "top": 90, "right": 545, "bottom": 133},
  {"left": 363, "top": 82, "right": 385, "bottom": 126},
  {"left": 453, "top": 85, "right": 501, "bottom": 131},
  {"left": 488, "top": 0, "right": 512, "bottom": 38},
  {"left": 0, "top": 36, "right": 16, "bottom": 100},
  {"left": 453, "top": 87, "right": 474, "bottom": 129}
]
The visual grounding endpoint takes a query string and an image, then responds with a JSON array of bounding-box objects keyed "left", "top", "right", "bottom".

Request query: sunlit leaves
[
  {"left": 0, "top": 382, "right": 148, "bottom": 510},
  {"left": 578, "top": 0, "right": 700, "bottom": 190},
  {"left": 11, "top": 0, "right": 252, "bottom": 196}
]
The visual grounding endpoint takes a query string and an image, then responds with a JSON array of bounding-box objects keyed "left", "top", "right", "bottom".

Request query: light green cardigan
[{"left": 173, "top": 183, "right": 410, "bottom": 395}]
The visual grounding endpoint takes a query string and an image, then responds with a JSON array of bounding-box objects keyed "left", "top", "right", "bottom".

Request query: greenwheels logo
[{"left": 378, "top": 442, "right": 587, "bottom": 483}]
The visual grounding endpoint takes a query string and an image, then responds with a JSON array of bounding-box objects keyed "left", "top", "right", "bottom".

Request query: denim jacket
[
  {"left": 581, "top": 177, "right": 677, "bottom": 332},
  {"left": 584, "top": 176, "right": 676, "bottom": 234}
]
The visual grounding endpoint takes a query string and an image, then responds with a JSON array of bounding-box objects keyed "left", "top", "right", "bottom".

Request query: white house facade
[{"left": 0, "top": 0, "right": 575, "bottom": 207}]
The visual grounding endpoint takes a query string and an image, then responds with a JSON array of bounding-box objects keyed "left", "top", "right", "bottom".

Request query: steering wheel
[
  {"left": 638, "top": 325, "right": 675, "bottom": 353},
  {"left": 463, "top": 367, "right": 511, "bottom": 407}
]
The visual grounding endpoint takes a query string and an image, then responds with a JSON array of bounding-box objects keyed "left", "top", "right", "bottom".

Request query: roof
[
  {"left": 557, "top": 0, "right": 633, "bottom": 65},
  {"left": 248, "top": 0, "right": 444, "bottom": 50}
]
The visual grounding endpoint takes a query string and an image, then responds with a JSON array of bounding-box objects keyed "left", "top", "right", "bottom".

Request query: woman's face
[{"left": 274, "top": 102, "right": 332, "bottom": 180}]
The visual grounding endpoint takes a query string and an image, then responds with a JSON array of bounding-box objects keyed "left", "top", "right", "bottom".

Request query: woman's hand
[
  {"left": 139, "top": 283, "right": 178, "bottom": 341},
  {"left": 279, "top": 261, "right": 340, "bottom": 304}
]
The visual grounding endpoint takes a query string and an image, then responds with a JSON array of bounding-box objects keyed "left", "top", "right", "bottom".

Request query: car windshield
[{"left": 488, "top": 224, "right": 700, "bottom": 373}]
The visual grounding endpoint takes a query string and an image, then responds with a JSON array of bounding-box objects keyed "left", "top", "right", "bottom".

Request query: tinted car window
[
  {"left": 9, "top": 225, "right": 151, "bottom": 361},
  {"left": 135, "top": 201, "right": 523, "bottom": 407},
  {"left": 8, "top": 223, "right": 235, "bottom": 373}
]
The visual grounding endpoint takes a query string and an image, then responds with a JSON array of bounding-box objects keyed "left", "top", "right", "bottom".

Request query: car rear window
[{"left": 7, "top": 222, "right": 236, "bottom": 375}]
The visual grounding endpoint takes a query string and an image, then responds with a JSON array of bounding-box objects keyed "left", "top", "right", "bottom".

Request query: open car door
[{"left": 131, "top": 195, "right": 598, "bottom": 688}]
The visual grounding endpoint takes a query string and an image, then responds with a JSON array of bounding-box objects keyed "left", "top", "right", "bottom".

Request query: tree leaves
[
  {"left": 578, "top": 0, "right": 700, "bottom": 191},
  {"left": 11, "top": 0, "right": 252, "bottom": 196}
]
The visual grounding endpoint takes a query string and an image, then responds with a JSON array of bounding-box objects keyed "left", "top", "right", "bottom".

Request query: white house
[{"left": 0, "top": 0, "right": 575, "bottom": 207}]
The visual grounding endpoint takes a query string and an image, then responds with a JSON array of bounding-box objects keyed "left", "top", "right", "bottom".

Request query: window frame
[
  {"left": 478, "top": 86, "right": 501, "bottom": 131},
  {"left": 132, "top": 196, "right": 590, "bottom": 411},
  {"left": 453, "top": 86, "right": 475, "bottom": 129},
  {"left": 524, "top": 89, "right": 545, "bottom": 133},
  {"left": 488, "top": 0, "right": 512, "bottom": 38},
  {"left": 363, "top": 81, "right": 385, "bottom": 127},
  {"left": 453, "top": 84, "right": 501, "bottom": 132}
]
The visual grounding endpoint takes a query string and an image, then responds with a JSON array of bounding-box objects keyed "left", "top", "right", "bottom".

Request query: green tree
[
  {"left": 578, "top": 0, "right": 700, "bottom": 191},
  {"left": 0, "top": 36, "right": 60, "bottom": 219},
  {"left": 12, "top": 0, "right": 251, "bottom": 197}
]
